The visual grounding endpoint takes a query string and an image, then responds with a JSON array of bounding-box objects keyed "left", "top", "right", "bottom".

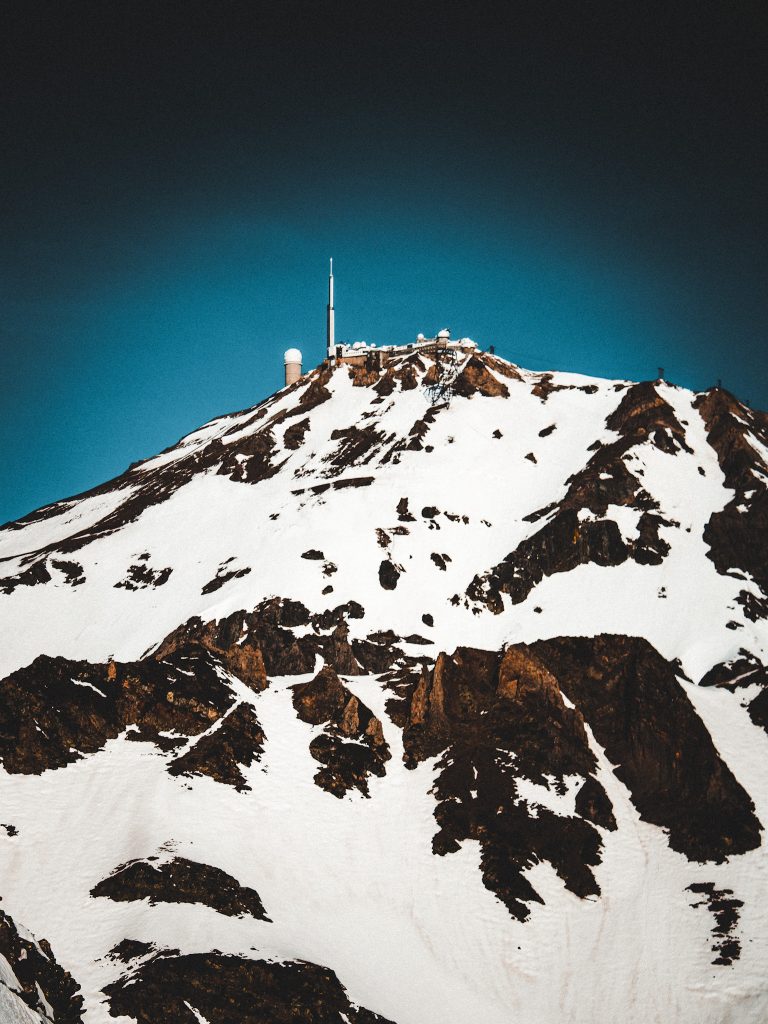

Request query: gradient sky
[{"left": 1, "top": 1, "right": 766, "bottom": 525}]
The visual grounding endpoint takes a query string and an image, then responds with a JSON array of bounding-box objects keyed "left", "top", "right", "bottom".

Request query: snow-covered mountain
[{"left": 1, "top": 344, "right": 767, "bottom": 1024}]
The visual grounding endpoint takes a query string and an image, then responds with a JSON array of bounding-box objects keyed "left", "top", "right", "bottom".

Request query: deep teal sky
[{"left": 1, "top": 1, "right": 766, "bottom": 526}]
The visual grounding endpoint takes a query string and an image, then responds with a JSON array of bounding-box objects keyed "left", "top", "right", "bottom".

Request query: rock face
[
  {"left": 0, "top": 909, "right": 84, "bottom": 1023},
  {"left": 0, "top": 348, "right": 767, "bottom": 1024},
  {"left": 467, "top": 382, "right": 687, "bottom": 610},
  {"left": 292, "top": 666, "right": 391, "bottom": 797},
  {"left": 695, "top": 388, "right": 768, "bottom": 605},
  {"left": 91, "top": 855, "right": 270, "bottom": 920},
  {"left": 104, "top": 952, "right": 396, "bottom": 1024},
  {"left": 528, "top": 635, "right": 761, "bottom": 861},
  {"left": 397, "top": 645, "right": 607, "bottom": 919}
]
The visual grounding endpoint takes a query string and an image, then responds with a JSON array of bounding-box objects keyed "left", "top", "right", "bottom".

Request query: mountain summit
[{"left": 1, "top": 344, "right": 767, "bottom": 1023}]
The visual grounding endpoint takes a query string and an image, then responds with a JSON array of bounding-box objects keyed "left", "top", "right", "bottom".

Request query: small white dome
[
  {"left": 437, "top": 328, "right": 451, "bottom": 339},
  {"left": 284, "top": 348, "right": 302, "bottom": 363},
  {"left": 416, "top": 333, "right": 425, "bottom": 341}
]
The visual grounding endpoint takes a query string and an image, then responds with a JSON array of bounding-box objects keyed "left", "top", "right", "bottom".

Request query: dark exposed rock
[
  {"left": 539, "top": 423, "right": 556, "bottom": 437},
  {"left": 115, "top": 562, "right": 173, "bottom": 590},
  {"left": 748, "top": 687, "right": 768, "bottom": 734},
  {"left": 218, "top": 428, "right": 285, "bottom": 485},
  {"left": 468, "top": 383, "right": 686, "bottom": 609},
  {"left": 92, "top": 855, "right": 270, "bottom": 920},
  {"left": 737, "top": 589, "right": 768, "bottom": 621},
  {"left": 51, "top": 559, "right": 86, "bottom": 586},
  {"left": 169, "top": 701, "right": 266, "bottom": 790},
  {"left": 302, "top": 549, "right": 325, "bottom": 560},
  {"left": 398, "top": 635, "right": 761, "bottom": 919},
  {"left": 0, "top": 558, "right": 51, "bottom": 595},
  {"left": 422, "top": 613, "right": 433, "bottom": 627},
  {"left": 109, "top": 938, "right": 156, "bottom": 962},
  {"left": 347, "top": 359, "right": 382, "bottom": 387},
  {"left": 104, "top": 951, "right": 396, "bottom": 1024},
  {"left": 0, "top": 909, "right": 84, "bottom": 1023},
  {"left": 290, "top": 364, "right": 333, "bottom": 415},
  {"left": 399, "top": 646, "right": 607, "bottom": 920},
  {"left": 378, "top": 559, "right": 400, "bottom": 591},
  {"left": 158, "top": 599, "right": 375, "bottom": 680},
  {"left": 326, "top": 424, "right": 390, "bottom": 473},
  {"left": 631, "top": 512, "right": 672, "bottom": 564},
  {"left": 695, "top": 388, "right": 768, "bottom": 598},
  {"left": 396, "top": 497, "right": 415, "bottom": 522},
  {"left": 0, "top": 646, "right": 236, "bottom": 775},
  {"left": 201, "top": 565, "right": 251, "bottom": 594},
  {"left": 283, "top": 416, "right": 310, "bottom": 449},
  {"left": 292, "top": 666, "right": 391, "bottom": 797},
  {"left": 699, "top": 652, "right": 767, "bottom": 690},
  {"left": 530, "top": 635, "right": 762, "bottom": 861},
  {"left": 154, "top": 614, "right": 271, "bottom": 689},
  {"left": 468, "top": 510, "right": 628, "bottom": 610},
  {"left": 484, "top": 354, "right": 522, "bottom": 380},
  {"left": 353, "top": 631, "right": 406, "bottom": 673},
  {"left": 574, "top": 776, "right": 618, "bottom": 831},
  {"left": 332, "top": 475, "right": 375, "bottom": 489},
  {"left": 452, "top": 356, "right": 509, "bottom": 398},
  {"left": 687, "top": 882, "right": 743, "bottom": 965}
]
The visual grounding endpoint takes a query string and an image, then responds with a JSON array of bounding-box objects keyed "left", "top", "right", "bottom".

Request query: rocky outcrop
[
  {"left": 378, "top": 559, "right": 400, "bottom": 590},
  {"left": 467, "top": 383, "right": 687, "bottom": 610},
  {"left": 399, "top": 645, "right": 609, "bottom": 919},
  {"left": 0, "top": 645, "right": 237, "bottom": 775},
  {"left": 695, "top": 388, "right": 768, "bottom": 599},
  {"left": 115, "top": 558, "right": 172, "bottom": 590},
  {"left": 452, "top": 355, "right": 509, "bottom": 398},
  {"left": 687, "top": 882, "right": 743, "bottom": 966},
  {"left": 292, "top": 666, "right": 391, "bottom": 797},
  {"left": 530, "top": 635, "right": 762, "bottom": 861},
  {"left": 325, "top": 424, "right": 392, "bottom": 473},
  {"left": 168, "top": 701, "right": 266, "bottom": 790},
  {"left": 397, "top": 635, "right": 761, "bottom": 919},
  {"left": 154, "top": 597, "right": 375, "bottom": 679},
  {"left": 0, "top": 558, "right": 52, "bottom": 595},
  {"left": 91, "top": 855, "right": 270, "bottom": 920},
  {"left": 104, "top": 951, "right": 396, "bottom": 1024},
  {"left": 0, "top": 909, "right": 84, "bottom": 1023}
]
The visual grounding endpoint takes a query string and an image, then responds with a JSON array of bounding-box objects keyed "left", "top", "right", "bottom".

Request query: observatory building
[
  {"left": 283, "top": 347, "right": 303, "bottom": 385},
  {"left": 283, "top": 261, "right": 481, "bottom": 385}
]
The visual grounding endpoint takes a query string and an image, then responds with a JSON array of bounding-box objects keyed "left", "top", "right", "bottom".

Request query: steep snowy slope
[{"left": 1, "top": 345, "right": 767, "bottom": 1023}]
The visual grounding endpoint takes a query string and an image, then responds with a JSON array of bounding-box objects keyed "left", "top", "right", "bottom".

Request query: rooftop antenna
[{"left": 327, "top": 258, "right": 335, "bottom": 359}]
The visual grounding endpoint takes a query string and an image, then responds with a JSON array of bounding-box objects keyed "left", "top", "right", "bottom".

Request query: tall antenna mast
[{"left": 327, "top": 258, "right": 335, "bottom": 359}]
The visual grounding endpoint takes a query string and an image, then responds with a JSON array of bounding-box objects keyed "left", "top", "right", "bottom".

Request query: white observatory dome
[
  {"left": 284, "top": 348, "right": 302, "bottom": 363},
  {"left": 437, "top": 328, "right": 451, "bottom": 339}
]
